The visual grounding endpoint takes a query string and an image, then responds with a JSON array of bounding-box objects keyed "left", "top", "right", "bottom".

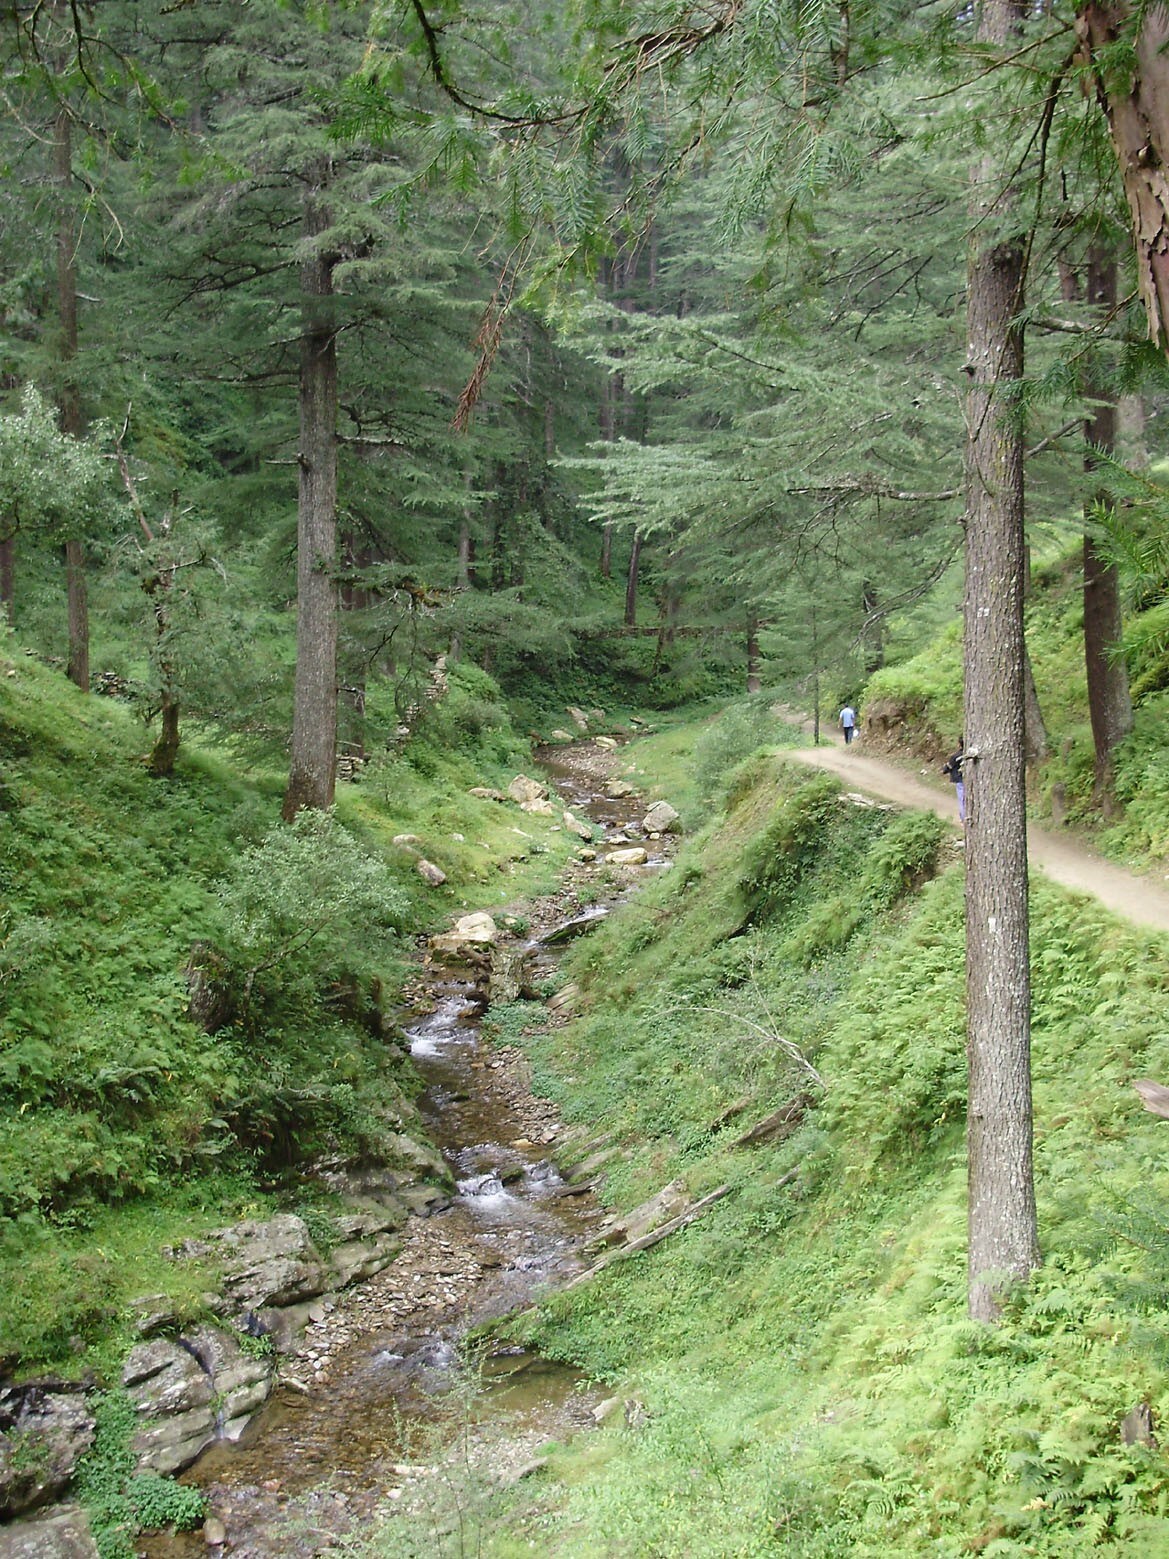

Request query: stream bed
[{"left": 139, "top": 742, "right": 669, "bottom": 1558}]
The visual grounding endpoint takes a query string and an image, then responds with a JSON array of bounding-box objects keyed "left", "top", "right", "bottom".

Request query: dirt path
[{"left": 786, "top": 737, "right": 1169, "bottom": 936}]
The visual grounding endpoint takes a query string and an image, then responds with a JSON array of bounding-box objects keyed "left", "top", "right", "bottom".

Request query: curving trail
[{"left": 786, "top": 738, "right": 1169, "bottom": 936}]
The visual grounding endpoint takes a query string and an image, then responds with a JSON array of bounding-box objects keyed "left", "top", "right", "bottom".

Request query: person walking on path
[
  {"left": 942, "top": 740, "right": 966, "bottom": 823},
  {"left": 839, "top": 705, "right": 857, "bottom": 745}
]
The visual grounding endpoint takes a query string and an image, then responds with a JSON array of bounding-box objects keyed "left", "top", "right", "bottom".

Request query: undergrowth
[
  {"left": 0, "top": 640, "right": 576, "bottom": 1371},
  {"left": 433, "top": 753, "right": 1169, "bottom": 1556}
]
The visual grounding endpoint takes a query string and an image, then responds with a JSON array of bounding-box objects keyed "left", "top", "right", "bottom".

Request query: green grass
[
  {"left": 0, "top": 637, "right": 579, "bottom": 1372},
  {"left": 394, "top": 755, "right": 1169, "bottom": 1556}
]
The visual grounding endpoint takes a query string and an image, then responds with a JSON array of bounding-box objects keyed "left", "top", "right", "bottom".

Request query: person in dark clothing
[{"left": 942, "top": 740, "right": 965, "bottom": 824}]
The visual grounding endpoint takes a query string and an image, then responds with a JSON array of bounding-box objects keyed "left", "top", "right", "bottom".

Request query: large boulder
[
  {"left": 0, "top": 1504, "right": 98, "bottom": 1557},
  {"left": 183, "top": 1327, "right": 273, "bottom": 1444},
  {"left": 642, "top": 800, "right": 680, "bottom": 835},
  {"left": 429, "top": 912, "right": 499, "bottom": 962},
  {"left": 121, "top": 1338, "right": 216, "bottom": 1475},
  {"left": 604, "top": 847, "right": 648, "bottom": 867},
  {"left": 506, "top": 775, "right": 547, "bottom": 805},
  {"left": 172, "top": 1214, "right": 329, "bottom": 1317},
  {"left": 122, "top": 1326, "right": 276, "bottom": 1475},
  {"left": 519, "top": 798, "right": 555, "bottom": 816},
  {"left": 0, "top": 1387, "right": 95, "bottom": 1518}
]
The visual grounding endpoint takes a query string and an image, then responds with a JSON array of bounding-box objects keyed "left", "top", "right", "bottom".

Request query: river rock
[
  {"left": 593, "top": 736, "right": 618, "bottom": 751},
  {"left": 489, "top": 944, "right": 531, "bottom": 1004},
  {"left": 184, "top": 1327, "right": 274, "bottom": 1443},
  {"left": 429, "top": 912, "right": 499, "bottom": 961},
  {"left": 173, "top": 1214, "right": 330, "bottom": 1316},
  {"left": 122, "top": 1338, "right": 216, "bottom": 1474},
  {"left": 604, "top": 780, "right": 636, "bottom": 798},
  {"left": 561, "top": 811, "right": 593, "bottom": 841},
  {"left": 506, "top": 775, "right": 547, "bottom": 805},
  {"left": 329, "top": 1231, "right": 404, "bottom": 1289},
  {"left": 604, "top": 847, "right": 648, "bottom": 866},
  {"left": 0, "top": 1503, "right": 98, "bottom": 1556},
  {"left": 122, "top": 1327, "right": 276, "bottom": 1474},
  {"left": 641, "top": 800, "right": 680, "bottom": 834},
  {"left": 566, "top": 706, "right": 589, "bottom": 730},
  {"left": 0, "top": 1387, "right": 95, "bottom": 1518},
  {"left": 549, "top": 730, "right": 575, "bottom": 743},
  {"left": 519, "top": 797, "right": 555, "bottom": 816}
]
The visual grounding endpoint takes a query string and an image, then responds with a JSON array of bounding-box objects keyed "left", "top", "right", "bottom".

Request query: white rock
[
  {"left": 605, "top": 847, "right": 648, "bottom": 866},
  {"left": 507, "top": 774, "right": 548, "bottom": 804}
]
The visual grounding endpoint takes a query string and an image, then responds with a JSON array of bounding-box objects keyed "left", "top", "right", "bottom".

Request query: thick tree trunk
[
  {"left": 1082, "top": 251, "right": 1133, "bottom": 799},
  {"left": 54, "top": 99, "right": 89, "bottom": 692},
  {"left": 283, "top": 170, "right": 339, "bottom": 821},
  {"left": 963, "top": 0, "right": 1039, "bottom": 1323},
  {"left": 148, "top": 695, "right": 181, "bottom": 778},
  {"left": 1077, "top": 3, "right": 1169, "bottom": 355}
]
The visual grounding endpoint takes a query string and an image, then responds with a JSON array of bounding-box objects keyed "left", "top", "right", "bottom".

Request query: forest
[{"left": 7, "top": 0, "right": 1169, "bottom": 1554}]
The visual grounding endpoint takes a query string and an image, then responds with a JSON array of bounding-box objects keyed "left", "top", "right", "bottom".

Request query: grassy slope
[
  {"left": 0, "top": 638, "right": 581, "bottom": 1374},
  {"left": 459, "top": 740, "right": 1169, "bottom": 1558}
]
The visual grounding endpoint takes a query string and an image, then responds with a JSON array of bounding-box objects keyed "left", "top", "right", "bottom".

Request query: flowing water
[{"left": 139, "top": 743, "right": 667, "bottom": 1556}]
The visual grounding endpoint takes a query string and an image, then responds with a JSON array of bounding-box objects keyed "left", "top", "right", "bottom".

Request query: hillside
[
  {"left": 420, "top": 748, "right": 1169, "bottom": 1556},
  {"left": 0, "top": 638, "right": 585, "bottom": 1375}
]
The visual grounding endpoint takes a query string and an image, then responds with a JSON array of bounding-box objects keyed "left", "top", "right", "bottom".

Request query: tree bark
[
  {"left": 1077, "top": 3, "right": 1169, "bottom": 355},
  {"left": 1022, "top": 646, "right": 1049, "bottom": 764},
  {"left": 963, "top": 0, "right": 1039, "bottom": 1323},
  {"left": 1081, "top": 250, "right": 1133, "bottom": 799},
  {"left": 54, "top": 96, "right": 89, "bottom": 692},
  {"left": 283, "top": 167, "right": 339, "bottom": 821}
]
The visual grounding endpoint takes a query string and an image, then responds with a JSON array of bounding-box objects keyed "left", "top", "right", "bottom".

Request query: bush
[
  {"left": 216, "top": 808, "right": 408, "bottom": 1023},
  {"left": 693, "top": 697, "right": 787, "bottom": 804}
]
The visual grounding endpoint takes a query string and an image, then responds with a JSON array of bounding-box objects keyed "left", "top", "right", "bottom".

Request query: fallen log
[
  {"left": 561, "top": 1184, "right": 733, "bottom": 1292},
  {"left": 734, "top": 1093, "right": 812, "bottom": 1148},
  {"left": 1134, "top": 1079, "right": 1169, "bottom": 1119}
]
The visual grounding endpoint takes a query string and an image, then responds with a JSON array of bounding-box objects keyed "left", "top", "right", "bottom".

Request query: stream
[{"left": 139, "top": 742, "right": 670, "bottom": 1558}]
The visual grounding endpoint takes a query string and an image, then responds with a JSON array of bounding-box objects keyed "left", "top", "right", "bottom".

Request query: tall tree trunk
[
  {"left": 54, "top": 96, "right": 89, "bottom": 692},
  {"left": 1082, "top": 249, "right": 1133, "bottom": 800},
  {"left": 283, "top": 169, "right": 338, "bottom": 821},
  {"left": 746, "top": 615, "right": 762, "bottom": 693},
  {"left": 1077, "top": 4, "right": 1169, "bottom": 355},
  {"left": 963, "top": 0, "right": 1039, "bottom": 1323},
  {"left": 339, "top": 531, "right": 369, "bottom": 763},
  {"left": 624, "top": 531, "right": 642, "bottom": 628},
  {"left": 861, "top": 579, "right": 884, "bottom": 674},
  {"left": 1023, "top": 646, "right": 1049, "bottom": 764}
]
